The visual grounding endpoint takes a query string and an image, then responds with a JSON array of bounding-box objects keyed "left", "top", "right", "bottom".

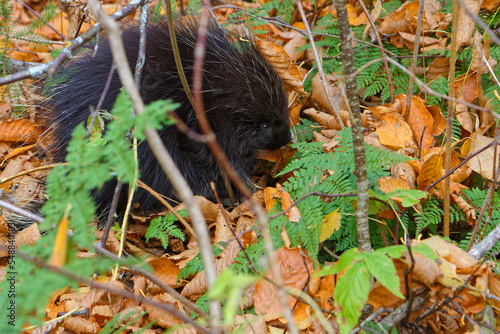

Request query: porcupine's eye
[{"left": 261, "top": 123, "right": 269, "bottom": 129}]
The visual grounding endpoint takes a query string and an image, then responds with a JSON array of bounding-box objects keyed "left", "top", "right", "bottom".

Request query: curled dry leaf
[
  {"left": 406, "top": 252, "right": 442, "bottom": 287},
  {"left": 0, "top": 119, "right": 44, "bottom": 143},
  {"left": 233, "top": 314, "right": 268, "bottom": 333},
  {"left": 310, "top": 74, "right": 348, "bottom": 124},
  {"left": 303, "top": 108, "right": 340, "bottom": 130},
  {"left": 482, "top": 0, "right": 500, "bottom": 10},
  {"left": 256, "top": 40, "right": 305, "bottom": 95},
  {"left": 114, "top": 306, "right": 145, "bottom": 328},
  {"left": 181, "top": 213, "right": 258, "bottom": 299},
  {"left": 254, "top": 247, "right": 314, "bottom": 320},
  {"left": 465, "top": 132, "right": 498, "bottom": 180},
  {"left": 451, "top": 192, "right": 476, "bottom": 224},
  {"left": 456, "top": 0, "right": 482, "bottom": 50},
  {"left": 391, "top": 162, "right": 417, "bottom": 189},
  {"left": 145, "top": 294, "right": 192, "bottom": 330},
  {"left": 63, "top": 317, "right": 101, "bottom": 334},
  {"left": 277, "top": 183, "right": 301, "bottom": 222},
  {"left": 427, "top": 105, "right": 446, "bottom": 136},
  {"left": 454, "top": 73, "right": 479, "bottom": 133},
  {"left": 487, "top": 271, "right": 500, "bottom": 314},
  {"left": 471, "top": 31, "right": 497, "bottom": 74},
  {"left": 427, "top": 57, "right": 450, "bottom": 80},
  {"left": 419, "top": 236, "right": 478, "bottom": 269},
  {"left": 81, "top": 280, "right": 126, "bottom": 313},
  {"left": 397, "top": 31, "right": 440, "bottom": 51},
  {"left": 317, "top": 274, "right": 336, "bottom": 312}
]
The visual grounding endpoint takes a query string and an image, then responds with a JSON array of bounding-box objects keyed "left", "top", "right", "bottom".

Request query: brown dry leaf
[
  {"left": 454, "top": 73, "right": 479, "bottom": 133},
  {"left": 233, "top": 314, "right": 268, "bottom": 333},
  {"left": 0, "top": 119, "right": 44, "bottom": 143},
  {"left": 63, "top": 317, "right": 101, "bottom": 333},
  {"left": 366, "top": 103, "right": 395, "bottom": 119},
  {"left": 408, "top": 251, "right": 443, "bottom": 287},
  {"left": 471, "top": 32, "right": 497, "bottom": 74},
  {"left": 376, "top": 113, "right": 415, "bottom": 150},
  {"left": 254, "top": 247, "right": 314, "bottom": 320},
  {"left": 13, "top": 222, "right": 41, "bottom": 248},
  {"left": 5, "top": 144, "right": 35, "bottom": 159},
  {"left": 276, "top": 183, "right": 301, "bottom": 222},
  {"left": 453, "top": 72, "right": 479, "bottom": 103},
  {"left": 368, "top": 259, "right": 409, "bottom": 310},
  {"left": 214, "top": 206, "right": 233, "bottom": 244},
  {"left": 293, "top": 301, "right": 313, "bottom": 329},
  {"left": 397, "top": 31, "right": 440, "bottom": 51},
  {"left": 456, "top": 0, "right": 483, "bottom": 50},
  {"left": 148, "top": 257, "right": 182, "bottom": 288},
  {"left": 175, "top": 196, "right": 219, "bottom": 223},
  {"left": 81, "top": 280, "right": 126, "bottom": 311},
  {"left": 49, "top": 215, "right": 69, "bottom": 268},
  {"left": 465, "top": 132, "right": 498, "bottom": 180},
  {"left": 363, "top": 0, "right": 382, "bottom": 39},
  {"left": 279, "top": 29, "right": 306, "bottom": 61},
  {"left": 264, "top": 186, "right": 278, "bottom": 212},
  {"left": 451, "top": 192, "right": 476, "bottom": 225},
  {"left": 310, "top": 74, "right": 348, "bottom": 125},
  {"left": 346, "top": 4, "right": 368, "bottom": 26},
  {"left": 181, "top": 216, "right": 258, "bottom": 299},
  {"left": 488, "top": 271, "right": 500, "bottom": 314},
  {"left": 420, "top": 236, "right": 478, "bottom": 269},
  {"left": 417, "top": 154, "right": 443, "bottom": 194},
  {"left": 427, "top": 57, "right": 450, "bottom": 80},
  {"left": 303, "top": 108, "right": 339, "bottom": 130},
  {"left": 145, "top": 294, "right": 191, "bottom": 329},
  {"left": 391, "top": 162, "right": 417, "bottom": 189},
  {"left": 482, "top": 0, "right": 500, "bottom": 10},
  {"left": 426, "top": 105, "right": 447, "bottom": 136},
  {"left": 378, "top": 177, "right": 410, "bottom": 194},
  {"left": 456, "top": 288, "right": 485, "bottom": 314},
  {"left": 289, "top": 99, "right": 302, "bottom": 125},
  {"left": 397, "top": 95, "right": 434, "bottom": 151},
  {"left": 316, "top": 274, "right": 335, "bottom": 311},
  {"left": 320, "top": 208, "right": 341, "bottom": 242},
  {"left": 257, "top": 40, "right": 304, "bottom": 95},
  {"left": 114, "top": 306, "right": 145, "bottom": 327},
  {"left": 380, "top": 2, "right": 420, "bottom": 35},
  {"left": 378, "top": 177, "right": 412, "bottom": 208}
]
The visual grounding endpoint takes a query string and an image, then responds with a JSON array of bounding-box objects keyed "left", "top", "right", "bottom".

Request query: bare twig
[
  {"left": 334, "top": 0, "right": 371, "bottom": 252},
  {"left": 0, "top": 199, "right": 44, "bottom": 223},
  {"left": 443, "top": 0, "right": 459, "bottom": 238},
  {"left": 404, "top": 0, "right": 424, "bottom": 120},
  {"left": 85, "top": 0, "right": 220, "bottom": 326},
  {"left": 294, "top": 0, "right": 344, "bottom": 128},
  {"left": 0, "top": 0, "right": 143, "bottom": 86}
]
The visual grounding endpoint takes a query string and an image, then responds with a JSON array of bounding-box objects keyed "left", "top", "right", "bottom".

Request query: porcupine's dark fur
[{"left": 43, "top": 17, "right": 290, "bottom": 214}]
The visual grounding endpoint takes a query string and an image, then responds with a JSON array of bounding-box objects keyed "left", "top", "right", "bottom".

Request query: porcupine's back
[{"left": 44, "top": 17, "right": 291, "bottom": 213}]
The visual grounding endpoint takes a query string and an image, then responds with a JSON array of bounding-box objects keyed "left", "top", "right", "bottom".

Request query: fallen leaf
[{"left": 465, "top": 132, "right": 498, "bottom": 180}]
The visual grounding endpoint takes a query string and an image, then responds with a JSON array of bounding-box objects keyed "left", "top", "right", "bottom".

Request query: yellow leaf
[
  {"left": 320, "top": 209, "right": 341, "bottom": 242},
  {"left": 49, "top": 205, "right": 71, "bottom": 268}
]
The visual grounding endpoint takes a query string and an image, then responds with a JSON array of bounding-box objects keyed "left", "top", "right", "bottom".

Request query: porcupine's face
[{"left": 236, "top": 61, "right": 291, "bottom": 153}]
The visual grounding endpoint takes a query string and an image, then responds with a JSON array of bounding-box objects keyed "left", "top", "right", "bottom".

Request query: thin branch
[
  {"left": 0, "top": 0, "right": 143, "bottom": 86},
  {"left": 85, "top": 0, "right": 220, "bottom": 326}
]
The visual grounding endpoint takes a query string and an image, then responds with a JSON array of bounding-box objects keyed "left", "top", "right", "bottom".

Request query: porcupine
[{"left": 43, "top": 16, "right": 291, "bottom": 215}]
